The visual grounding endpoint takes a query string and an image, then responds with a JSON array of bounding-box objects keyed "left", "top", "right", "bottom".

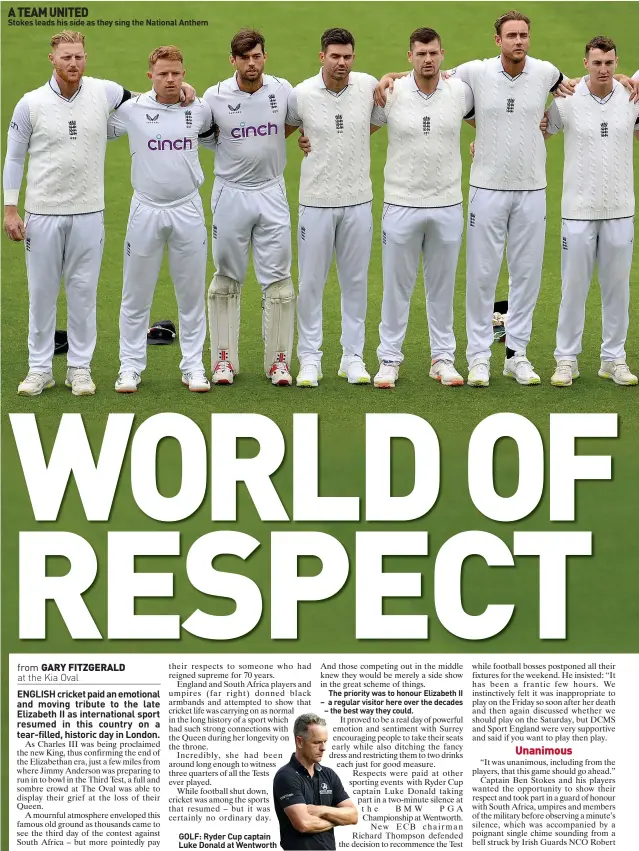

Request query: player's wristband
[{"left": 4, "top": 190, "right": 19, "bottom": 207}]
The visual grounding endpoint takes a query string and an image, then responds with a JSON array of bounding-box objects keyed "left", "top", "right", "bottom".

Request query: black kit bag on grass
[{"left": 147, "top": 319, "right": 176, "bottom": 345}]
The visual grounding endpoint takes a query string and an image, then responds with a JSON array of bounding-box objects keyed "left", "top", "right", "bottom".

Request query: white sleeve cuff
[{"left": 4, "top": 190, "right": 19, "bottom": 206}]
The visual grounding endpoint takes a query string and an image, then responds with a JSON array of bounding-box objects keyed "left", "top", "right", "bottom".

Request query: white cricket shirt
[
  {"left": 378, "top": 74, "right": 473, "bottom": 207},
  {"left": 202, "top": 73, "right": 292, "bottom": 189},
  {"left": 4, "top": 75, "right": 124, "bottom": 213},
  {"left": 547, "top": 79, "right": 639, "bottom": 219},
  {"left": 453, "top": 55, "right": 562, "bottom": 190},
  {"left": 107, "top": 91, "right": 214, "bottom": 206},
  {"left": 286, "top": 70, "right": 385, "bottom": 207}
]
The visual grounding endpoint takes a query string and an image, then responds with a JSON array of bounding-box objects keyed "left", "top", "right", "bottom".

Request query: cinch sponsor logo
[
  {"left": 230, "top": 122, "right": 278, "bottom": 139},
  {"left": 147, "top": 135, "right": 194, "bottom": 151}
]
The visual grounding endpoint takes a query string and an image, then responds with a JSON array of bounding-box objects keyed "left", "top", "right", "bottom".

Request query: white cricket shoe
[
  {"left": 550, "top": 359, "right": 579, "bottom": 387},
  {"left": 374, "top": 361, "right": 400, "bottom": 389},
  {"left": 211, "top": 359, "right": 235, "bottom": 385},
  {"left": 429, "top": 359, "right": 464, "bottom": 386},
  {"left": 296, "top": 362, "right": 322, "bottom": 387},
  {"left": 503, "top": 353, "right": 540, "bottom": 385},
  {"left": 467, "top": 358, "right": 490, "bottom": 387},
  {"left": 182, "top": 370, "right": 211, "bottom": 392},
  {"left": 338, "top": 355, "right": 371, "bottom": 384},
  {"left": 115, "top": 370, "right": 141, "bottom": 393},
  {"left": 598, "top": 358, "right": 638, "bottom": 386},
  {"left": 269, "top": 358, "right": 293, "bottom": 387},
  {"left": 66, "top": 367, "right": 96, "bottom": 396},
  {"left": 17, "top": 371, "right": 55, "bottom": 396}
]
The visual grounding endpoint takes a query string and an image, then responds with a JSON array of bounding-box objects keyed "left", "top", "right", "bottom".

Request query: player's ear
[
  {"left": 583, "top": 57, "right": 588, "bottom": 70},
  {"left": 263, "top": 51, "right": 268, "bottom": 62},
  {"left": 48, "top": 52, "right": 55, "bottom": 64},
  {"left": 319, "top": 51, "right": 324, "bottom": 64},
  {"left": 230, "top": 54, "right": 235, "bottom": 67},
  {"left": 147, "top": 70, "right": 152, "bottom": 80},
  {"left": 494, "top": 34, "right": 501, "bottom": 47}
]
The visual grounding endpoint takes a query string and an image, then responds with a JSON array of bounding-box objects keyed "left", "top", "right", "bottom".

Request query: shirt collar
[
  {"left": 578, "top": 76, "right": 619, "bottom": 100},
  {"left": 148, "top": 88, "right": 182, "bottom": 106},
  {"left": 230, "top": 72, "right": 269, "bottom": 92},
  {"left": 498, "top": 57, "right": 529, "bottom": 79},
  {"left": 318, "top": 68, "right": 353, "bottom": 91},
  {"left": 290, "top": 753, "right": 322, "bottom": 776},
  {"left": 49, "top": 72, "right": 83, "bottom": 100},
  {"left": 409, "top": 72, "right": 444, "bottom": 94}
]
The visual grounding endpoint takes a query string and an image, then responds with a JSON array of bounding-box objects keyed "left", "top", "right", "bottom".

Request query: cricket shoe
[
  {"left": 338, "top": 355, "right": 371, "bottom": 384},
  {"left": 374, "top": 361, "right": 400, "bottom": 389},
  {"left": 115, "top": 371, "right": 141, "bottom": 393},
  {"left": 269, "top": 355, "right": 293, "bottom": 387},
  {"left": 66, "top": 367, "right": 96, "bottom": 396},
  {"left": 182, "top": 370, "right": 211, "bottom": 392},
  {"left": 211, "top": 358, "right": 235, "bottom": 385},
  {"left": 550, "top": 359, "right": 579, "bottom": 387},
  {"left": 598, "top": 358, "right": 638, "bottom": 386},
  {"left": 429, "top": 359, "right": 464, "bottom": 386},
  {"left": 503, "top": 353, "right": 540, "bottom": 385},
  {"left": 467, "top": 358, "right": 490, "bottom": 387},
  {"left": 17, "top": 371, "right": 55, "bottom": 396},
  {"left": 296, "top": 362, "right": 322, "bottom": 387}
]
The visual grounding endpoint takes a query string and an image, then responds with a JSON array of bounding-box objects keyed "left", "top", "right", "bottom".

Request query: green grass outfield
[{"left": 1, "top": 2, "right": 639, "bottom": 659}]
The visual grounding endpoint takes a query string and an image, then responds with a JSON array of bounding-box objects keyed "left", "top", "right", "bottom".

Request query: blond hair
[
  {"left": 148, "top": 45, "right": 184, "bottom": 69},
  {"left": 50, "top": 30, "right": 85, "bottom": 50}
]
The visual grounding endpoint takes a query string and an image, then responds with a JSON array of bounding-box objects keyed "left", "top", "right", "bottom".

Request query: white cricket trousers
[
  {"left": 377, "top": 203, "right": 463, "bottom": 364},
  {"left": 297, "top": 202, "right": 373, "bottom": 364},
  {"left": 24, "top": 211, "right": 104, "bottom": 371},
  {"left": 120, "top": 195, "right": 208, "bottom": 374},
  {"left": 211, "top": 177, "right": 291, "bottom": 288},
  {"left": 466, "top": 187, "right": 546, "bottom": 364},
  {"left": 555, "top": 217, "right": 635, "bottom": 362}
]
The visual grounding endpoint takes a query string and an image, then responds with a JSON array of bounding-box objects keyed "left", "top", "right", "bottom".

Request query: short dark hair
[
  {"left": 585, "top": 35, "right": 616, "bottom": 56},
  {"left": 494, "top": 10, "right": 531, "bottom": 35},
  {"left": 230, "top": 28, "right": 265, "bottom": 57},
  {"left": 409, "top": 28, "right": 442, "bottom": 49},
  {"left": 294, "top": 713, "right": 326, "bottom": 740},
  {"left": 321, "top": 28, "right": 355, "bottom": 53}
]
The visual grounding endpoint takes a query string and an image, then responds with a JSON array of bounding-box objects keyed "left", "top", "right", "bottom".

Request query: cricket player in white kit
[
  {"left": 451, "top": 11, "right": 569, "bottom": 386},
  {"left": 286, "top": 28, "right": 386, "bottom": 387},
  {"left": 546, "top": 36, "right": 639, "bottom": 387},
  {"left": 202, "top": 29, "right": 298, "bottom": 387},
  {"left": 2, "top": 31, "right": 132, "bottom": 396},
  {"left": 107, "top": 46, "right": 215, "bottom": 393},
  {"left": 373, "top": 28, "right": 474, "bottom": 390}
]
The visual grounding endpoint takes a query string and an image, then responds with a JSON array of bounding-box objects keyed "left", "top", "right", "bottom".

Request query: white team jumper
[
  {"left": 453, "top": 56, "right": 562, "bottom": 369},
  {"left": 286, "top": 70, "right": 385, "bottom": 371},
  {"left": 547, "top": 79, "right": 639, "bottom": 365},
  {"left": 202, "top": 74, "right": 295, "bottom": 381},
  {"left": 3, "top": 75, "right": 125, "bottom": 377},
  {"left": 375, "top": 74, "right": 472, "bottom": 370},
  {"left": 107, "top": 91, "right": 214, "bottom": 381}
]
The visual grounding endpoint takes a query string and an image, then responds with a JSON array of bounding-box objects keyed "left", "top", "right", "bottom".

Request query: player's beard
[{"left": 238, "top": 69, "right": 263, "bottom": 90}]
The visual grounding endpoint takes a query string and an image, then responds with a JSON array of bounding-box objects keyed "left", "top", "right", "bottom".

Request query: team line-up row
[{"left": 3, "top": 14, "right": 639, "bottom": 396}]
